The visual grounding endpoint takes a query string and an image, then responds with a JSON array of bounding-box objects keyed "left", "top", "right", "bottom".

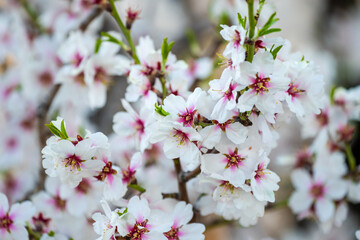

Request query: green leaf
[
  {"left": 48, "top": 231, "right": 55, "bottom": 237},
  {"left": 329, "top": 85, "right": 337, "bottom": 105},
  {"left": 94, "top": 38, "right": 102, "bottom": 53},
  {"left": 128, "top": 184, "right": 146, "bottom": 193},
  {"left": 270, "top": 45, "right": 283, "bottom": 59},
  {"left": 161, "top": 38, "right": 174, "bottom": 70},
  {"left": 155, "top": 103, "right": 170, "bottom": 117},
  {"left": 257, "top": 12, "right": 281, "bottom": 37},
  {"left": 237, "top": 13, "right": 247, "bottom": 28},
  {"left": 117, "top": 208, "right": 128, "bottom": 217},
  {"left": 259, "top": 28, "right": 281, "bottom": 36},
  {"left": 45, "top": 123, "right": 62, "bottom": 138},
  {"left": 60, "top": 120, "right": 69, "bottom": 139}
]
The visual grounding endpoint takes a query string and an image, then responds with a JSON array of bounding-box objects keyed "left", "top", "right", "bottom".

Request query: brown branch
[
  {"left": 173, "top": 158, "right": 190, "bottom": 203},
  {"left": 162, "top": 192, "right": 180, "bottom": 199},
  {"left": 181, "top": 165, "right": 201, "bottom": 182},
  {"left": 79, "top": 7, "right": 103, "bottom": 32}
]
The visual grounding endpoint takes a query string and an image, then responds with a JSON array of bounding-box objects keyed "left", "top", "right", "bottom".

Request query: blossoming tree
[{"left": 0, "top": 0, "right": 360, "bottom": 239}]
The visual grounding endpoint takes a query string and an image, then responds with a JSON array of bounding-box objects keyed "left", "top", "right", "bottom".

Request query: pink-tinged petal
[
  {"left": 9, "top": 201, "right": 35, "bottom": 224},
  {"left": 173, "top": 202, "right": 193, "bottom": 227}
]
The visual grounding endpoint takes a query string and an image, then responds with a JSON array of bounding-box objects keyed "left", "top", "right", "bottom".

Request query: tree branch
[{"left": 173, "top": 158, "right": 190, "bottom": 203}]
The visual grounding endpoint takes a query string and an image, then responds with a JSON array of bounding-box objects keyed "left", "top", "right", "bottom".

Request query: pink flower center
[
  {"left": 134, "top": 118, "right": 145, "bottom": 135},
  {"left": 122, "top": 167, "right": 136, "bottom": 184},
  {"left": 287, "top": 82, "right": 305, "bottom": 99},
  {"left": 315, "top": 111, "right": 328, "bottom": 127},
  {"left": 0, "top": 213, "right": 13, "bottom": 233},
  {"left": 54, "top": 195, "right": 67, "bottom": 210},
  {"left": 32, "top": 213, "right": 51, "bottom": 232},
  {"left": 337, "top": 124, "right": 355, "bottom": 142},
  {"left": 254, "top": 162, "right": 266, "bottom": 183},
  {"left": 223, "top": 148, "right": 245, "bottom": 169},
  {"left": 75, "top": 179, "right": 91, "bottom": 194},
  {"left": 64, "top": 154, "right": 85, "bottom": 171},
  {"left": 223, "top": 83, "right": 237, "bottom": 101},
  {"left": 94, "top": 66, "right": 109, "bottom": 85},
  {"left": 164, "top": 226, "right": 180, "bottom": 240},
  {"left": 178, "top": 107, "right": 197, "bottom": 127},
  {"left": 94, "top": 162, "right": 117, "bottom": 181},
  {"left": 249, "top": 73, "right": 271, "bottom": 95},
  {"left": 233, "top": 30, "right": 242, "bottom": 48},
  {"left": 127, "top": 220, "right": 149, "bottom": 239},
  {"left": 172, "top": 129, "right": 190, "bottom": 145},
  {"left": 310, "top": 183, "right": 325, "bottom": 199},
  {"left": 73, "top": 52, "right": 84, "bottom": 67}
]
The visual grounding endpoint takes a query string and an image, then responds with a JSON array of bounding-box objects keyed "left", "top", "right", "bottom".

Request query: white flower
[
  {"left": 289, "top": 169, "right": 348, "bottom": 222},
  {"left": 113, "top": 100, "right": 153, "bottom": 152},
  {"left": 250, "top": 154, "right": 280, "bottom": 203},
  {"left": 114, "top": 196, "right": 171, "bottom": 239},
  {"left": 163, "top": 201, "right": 205, "bottom": 240},
  {"left": 201, "top": 146, "right": 256, "bottom": 188},
  {"left": 150, "top": 120, "right": 201, "bottom": 171},
  {"left": 236, "top": 51, "right": 290, "bottom": 123},
  {"left": 0, "top": 192, "right": 36, "bottom": 240},
  {"left": 220, "top": 24, "right": 246, "bottom": 65},
  {"left": 284, "top": 60, "right": 325, "bottom": 118}
]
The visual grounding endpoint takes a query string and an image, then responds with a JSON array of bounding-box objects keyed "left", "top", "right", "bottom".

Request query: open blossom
[
  {"left": 114, "top": 196, "right": 171, "bottom": 239},
  {"left": 164, "top": 202, "right": 205, "bottom": 240},
  {"left": 84, "top": 36, "right": 130, "bottom": 108},
  {"left": 197, "top": 177, "right": 266, "bottom": 227},
  {"left": 208, "top": 70, "right": 240, "bottom": 123},
  {"left": 220, "top": 24, "right": 246, "bottom": 65},
  {"left": 113, "top": 100, "right": 153, "bottom": 152},
  {"left": 201, "top": 145, "right": 256, "bottom": 188},
  {"left": 237, "top": 51, "right": 290, "bottom": 123},
  {"left": 150, "top": 120, "right": 202, "bottom": 171},
  {"left": 163, "top": 88, "right": 204, "bottom": 127},
  {"left": 0, "top": 193, "right": 36, "bottom": 240},
  {"left": 289, "top": 169, "right": 348, "bottom": 222},
  {"left": 42, "top": 136, "right": 104, "bottom": 188},
  {"left": 250, "top": 154, "right": 280, "bottom": 203},
  {"left": 284, "top": 60, "right": 325, "bottom": 118}
]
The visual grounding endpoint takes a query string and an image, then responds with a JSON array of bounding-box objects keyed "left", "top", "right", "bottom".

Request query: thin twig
[
  {"left": 162, "top": 192, "right": 179, "bottom": 199},
  {"left": 173, "top": 158, "right": 190, "bottom": 203},
  {"left": 181, "top": 165, "right": 201, "bottom": 182}
]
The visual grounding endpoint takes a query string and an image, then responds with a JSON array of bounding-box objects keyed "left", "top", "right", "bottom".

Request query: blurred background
[
  {"left": 98, "top": 0, "right": 360, "bottom": 239},
  {"left": 1, "top": 0, "right": 360, "bottom": 239}
]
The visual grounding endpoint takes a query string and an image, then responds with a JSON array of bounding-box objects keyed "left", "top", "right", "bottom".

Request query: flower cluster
[
  {"left": 0, "top": 0, "right": 359, "bottom": 239},
  {"left": 285, "top": 86, "right": 360, "bottom": 231}
]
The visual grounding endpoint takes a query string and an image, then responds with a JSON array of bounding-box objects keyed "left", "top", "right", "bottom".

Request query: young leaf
[
  {"left": 60, "top": 120, "right": 69, "bottom": 139},
  {"left": 94, "top": 38, "right": 102, "bottom": 53},
  {"left": 161, "top": 38, "right": 174, "bottom": 70},
  {"left": 329, "top": 85, "right": 337, "bottom": 105},
  {"left": 45, "top": 123, "right": 62, "bottom": 138},
  {"left": 155, "top": 103, "right": 170, "bottom": 117},
  {"left": 270, "top": 45, "right": 283, "bottom": 59},
  {"left": 259, "top": 28, "right": 281, "bottom": 36},
  {"left": 257, "top": 12, "right": 280, "bottom": 37},
  {"left": 117, "top": 208, "right": 128, "bottom": 217},
  {"left": 237, "top": 13, "right": 247, "bottom": 28}
]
